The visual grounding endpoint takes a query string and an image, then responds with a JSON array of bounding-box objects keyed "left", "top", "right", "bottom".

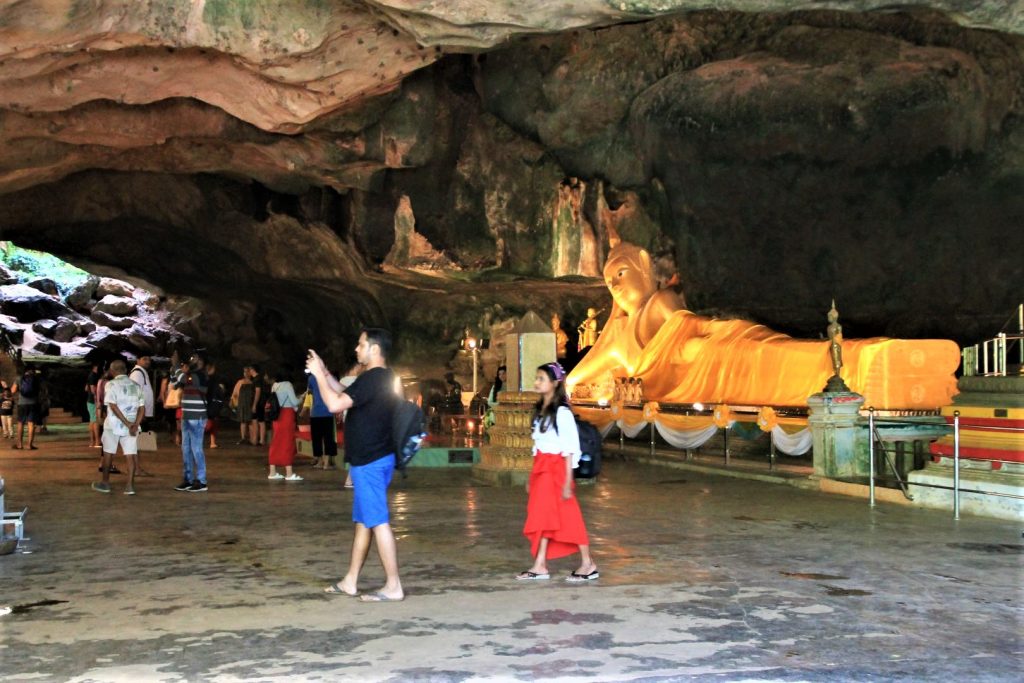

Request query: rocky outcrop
[{"left": 0, "top": 284, "right": 75, "bottom": 322}]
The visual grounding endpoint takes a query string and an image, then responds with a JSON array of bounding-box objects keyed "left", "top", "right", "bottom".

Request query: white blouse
[{"left": 531, "top": 405, "right": 581, "bottom": 468}]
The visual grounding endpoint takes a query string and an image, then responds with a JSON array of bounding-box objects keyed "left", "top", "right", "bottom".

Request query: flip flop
[
  {"left": 359, "top": 592, "right": 404, "bottom": 602},
  {"left": 565, "top": 569, "right": 600, "bottom": 583},
  {"left": 515, "top": 571, "right": 550, "bottom": 581},
  {"left": 324, "top": 582, "right": 358, "bottom": 597}
]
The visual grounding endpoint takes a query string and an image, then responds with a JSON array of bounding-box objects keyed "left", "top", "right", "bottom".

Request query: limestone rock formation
[{"left": 0, "top": 2, "right": 1021, "bottom": 368}]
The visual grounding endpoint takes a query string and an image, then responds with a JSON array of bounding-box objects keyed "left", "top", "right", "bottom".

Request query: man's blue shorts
[{"left": 351, "top": 454, "right": 395, "bottom": 529}]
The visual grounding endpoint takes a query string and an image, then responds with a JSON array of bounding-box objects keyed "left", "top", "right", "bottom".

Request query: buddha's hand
[{"left": 562, "top": 483, "right": 572, "bottom": 500}]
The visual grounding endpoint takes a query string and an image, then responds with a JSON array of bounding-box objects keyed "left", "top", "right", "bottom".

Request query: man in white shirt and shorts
[{"left": 93, "top": 360, "right": 146, "bottom": 495}]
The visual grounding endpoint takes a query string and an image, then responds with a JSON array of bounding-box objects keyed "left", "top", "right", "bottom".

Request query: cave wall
[{"left": 1, "top": 5, "right": 1023, "bottom": 370}]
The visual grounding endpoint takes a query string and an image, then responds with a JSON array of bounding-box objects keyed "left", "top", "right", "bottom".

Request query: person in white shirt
[
  {"left": 129, "top": 356, "right": 155, "bottom": 477},
  {"left": 93, "top": 360, "right": 146, "bottom": 496},
  {"left": 516, "top": 362, "right": 598, "bottom": 583}
]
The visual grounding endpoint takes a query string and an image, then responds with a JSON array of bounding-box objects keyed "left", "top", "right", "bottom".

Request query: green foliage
[{"left": 0, "top": 243, "right": 89, "bottom": 297}]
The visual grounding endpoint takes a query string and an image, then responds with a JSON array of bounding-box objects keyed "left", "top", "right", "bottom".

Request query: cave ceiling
[{"left": 1, "top": 0, "right": 1022, "bottom": 364}]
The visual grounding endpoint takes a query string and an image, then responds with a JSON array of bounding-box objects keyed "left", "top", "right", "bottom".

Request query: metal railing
[
  {"left": 962, "top": 304, "right": 1023, "bottom": 377},
  {"left": 868, "top": 408, "right": 1024, "bottom": 520}
]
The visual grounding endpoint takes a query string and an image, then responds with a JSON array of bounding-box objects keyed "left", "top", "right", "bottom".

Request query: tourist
[
  {"left": 516, "top": 362, "right": 598, "bottom": 583},
  {"left": 129, "top": 356, "right": 155, "bottom": 476},
  {"left": 85, "top": 363, "right": 101, "bottom": 448},
  {"left": 13, "top": 367, "right": 38, "bottom": 450},
  {"left": 307, "top": 328, "right": 404, "bottom": 602},
  {"left": 92, "top": 360, "right": 145, "bottom": 495},
  {"left": 251, "top": 365, "right": 269, "bottom": 447},
  {"left": 267, "top": 370, "right": 302, "bottom": 481},
  {"left": 230, "top": 365, "right": 256, "bottom": 445},
  {"left": 36, "top": 371, "right": 50, "bottom": 435},
  {"left": 444, "top": 372, "right": 464, "bottom": 415},
  {"left": 485, "top": 365, "right": 506, "bottom": 428},
  {"left": 94, "top": 363, "right": 121, "bottom": 474},
  {"left": 0, "top": 380, "right": 14, "bottom": 439},
  {"left": 172, "top": 354, "right": 209, "bottom": 493},
  {"left": 158, "top": 366, "right": 182, "bottom": 445},
  {"left": 487, "top": 365, "right": 506, "bottom": 409},
  {"left": 205, "top": 362, "right": 226, "bottom": 449},
  {"left": 304, "top": 370, "right": 338, "bottom": 470},
  {"left": 129, "top": 357, "right": 155, "bottom": 426}
]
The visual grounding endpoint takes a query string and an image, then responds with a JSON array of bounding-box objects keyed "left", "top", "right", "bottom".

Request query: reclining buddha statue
[{"left": 566, "top": 233, "right": 959, "bottom": 409}]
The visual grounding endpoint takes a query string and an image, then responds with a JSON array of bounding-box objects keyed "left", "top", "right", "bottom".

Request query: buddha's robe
[{"left": 568, "top": 309, "right": 959, "bottom": 409}]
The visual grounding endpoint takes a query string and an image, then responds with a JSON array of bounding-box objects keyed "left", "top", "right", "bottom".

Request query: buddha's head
[{"left": 603, "top": 241, "right": 656, "bottom": 317}]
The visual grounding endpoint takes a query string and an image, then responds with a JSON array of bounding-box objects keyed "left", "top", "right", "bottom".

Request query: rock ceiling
[{"left": 0, "top": 0, "right": 1021, "bottom": 363}]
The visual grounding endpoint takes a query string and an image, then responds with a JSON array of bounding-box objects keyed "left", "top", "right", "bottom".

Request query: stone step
[{"left": 44, "top": 408, "right": 81, "bottom": 425}]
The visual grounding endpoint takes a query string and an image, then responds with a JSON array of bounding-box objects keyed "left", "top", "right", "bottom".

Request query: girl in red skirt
[
  {"left": 267, "top": 372, "right": 303, "bottom": 482},
  {"left": 516, "top": 362, "right": 598, "bottom": 583}
]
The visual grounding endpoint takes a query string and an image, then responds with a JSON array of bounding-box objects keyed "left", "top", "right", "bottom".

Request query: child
[{"left": 516, "top": 362, "right": 598, "bottom": 583}]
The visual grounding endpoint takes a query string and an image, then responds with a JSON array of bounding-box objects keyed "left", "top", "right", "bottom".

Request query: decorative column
[
  {"left": 808, "top": 391, "right": 866, "bottom": 478},
  {"left": 473, "top": 390, "right": 538, "bottom": 487},
  {"left": 472, "top": 310, "right": 556, "bottom": 486}
]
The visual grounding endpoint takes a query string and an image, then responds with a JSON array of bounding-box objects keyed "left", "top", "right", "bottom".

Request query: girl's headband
[{"left": 545, "top": 362, "right": 566, "bottom": 381}]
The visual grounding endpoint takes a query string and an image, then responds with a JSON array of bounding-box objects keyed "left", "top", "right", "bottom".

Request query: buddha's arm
[{"left": 637, "top": 290, "right": 683, "bottom": 347}]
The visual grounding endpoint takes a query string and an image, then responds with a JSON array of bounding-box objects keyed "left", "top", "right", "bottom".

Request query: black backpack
[
  {"left": 19, "top": 373, "right": 36, "bottom": 399},
  {"left": 392, "top": 398, "right": 427, "bottom": 477},
  {"left": 264, "top": 392, "right": 281, "bottom": 421},
  {"left": 207, "top": 382, "right": 226, "bottom": 418},
  {"left": 573, "top": 415, "right": 603, "bottom": 479}
]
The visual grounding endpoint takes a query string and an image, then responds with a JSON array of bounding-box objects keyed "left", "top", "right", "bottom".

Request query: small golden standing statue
[
  {"left": 577, "top": 307, "right": 599, "bottom": 351},
  {"left": 552, "top": 313, "right": 569, "bottom": 360},
  {"left": 825, "top": 299, "right": 851, "bottom": 392}
]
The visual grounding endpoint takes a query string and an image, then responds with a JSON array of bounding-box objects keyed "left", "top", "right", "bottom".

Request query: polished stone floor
[{"left": 1, "top": 429, "right": 1021, "bottom": 682}]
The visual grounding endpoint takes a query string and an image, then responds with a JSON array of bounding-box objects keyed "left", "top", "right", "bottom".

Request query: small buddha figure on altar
[
  {"left": 577, "top": 308, "right": 600, "bottom": 351},
  {"left": 552, "top": 313, "right": 569, "bottom": 360},
  {"left": 827, "top": 301, "right": 843, "bottom": 375},
  {"left": 565, "top": 230, "right": 959, "bottom": 409},
  {"left": 825, "top": 300, "right": 850, "bottom": 392}
]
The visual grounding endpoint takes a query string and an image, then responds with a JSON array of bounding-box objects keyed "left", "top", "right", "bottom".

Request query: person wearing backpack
[
  {"left": 306, "top": 328, "right": 404, "bottom": 602},
  {"left": 13, "top": 367, "right": 39, "bottom": 450},
  {"left": 266, "top": 370, "right": 302, "bottom": 482},
  {"left": 129, "top": 356, "right": 155, "bottom": 476},
  {"left": 516, "top": 362, "right": 598, "bottom": 583}
]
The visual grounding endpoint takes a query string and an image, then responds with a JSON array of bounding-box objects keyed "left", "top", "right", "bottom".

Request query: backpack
[
  {"left": 19, "top": 373, "right": 36, "bottom": 399},
  {"left": 392, "top": 398, "right": 427, "bottom": 477},
  {"left": 264, "top": 391, "right": 281, "bottom": 421},
  {"left": 573, "top": 415, "right": 603, "bottom": 479},
  {"left": 207, "top": 382, "right": 225, "bottom": 418}
]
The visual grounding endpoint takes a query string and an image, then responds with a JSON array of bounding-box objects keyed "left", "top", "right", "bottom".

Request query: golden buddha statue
[{"left": 567, "top": 233, "right": 959, "bottom": 409}]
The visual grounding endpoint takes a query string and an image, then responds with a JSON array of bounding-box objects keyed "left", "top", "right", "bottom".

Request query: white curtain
[
  {"left": 654, "top": 421, "right": 721, "bottom": 450},
  {"left": 616, "top": 420, "right": 650, "bottom": 439},
  {"left": 772, "top": 426, "right": 812, "bottom": 456}
]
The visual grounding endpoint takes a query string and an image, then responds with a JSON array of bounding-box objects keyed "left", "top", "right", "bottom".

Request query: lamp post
[{"left": 466, "top": 336, "right": 479, "bottom": 396}]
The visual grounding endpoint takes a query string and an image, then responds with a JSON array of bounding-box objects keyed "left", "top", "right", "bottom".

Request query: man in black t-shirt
[{"left": 307, "top": 328, "right": 404, "bottom": 602}]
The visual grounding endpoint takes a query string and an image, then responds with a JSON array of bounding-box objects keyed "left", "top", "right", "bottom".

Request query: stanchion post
[
  {"left": 619, "top": 425, "right": 624, "bottom": 453},
  {"left": 724, "top": 427, "right": 730, "bottom": 467},
  {"left": 769, "top": 431, "right": 776, "bottom": 471},
  {"left": 953, "top": 410, "right": 961, "bottom": 521},
  {"left": 868, "top": 408, "right": 876, "bottom": 508},
  {"left": 649, "top": 421, "right": 656, "bottom": 456}
]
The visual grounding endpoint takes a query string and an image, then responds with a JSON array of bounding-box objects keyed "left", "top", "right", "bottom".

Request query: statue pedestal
[
  {"left": 808, "top": 391, "right": 866, "bottom": 479},
  {"left": 473, "top": 391, "right": 538, "bottom": 487}
]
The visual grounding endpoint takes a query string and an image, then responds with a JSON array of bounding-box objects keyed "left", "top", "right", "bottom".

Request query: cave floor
[{"left": 1, "top": 429, "right": 1021, "bottom": 682}]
